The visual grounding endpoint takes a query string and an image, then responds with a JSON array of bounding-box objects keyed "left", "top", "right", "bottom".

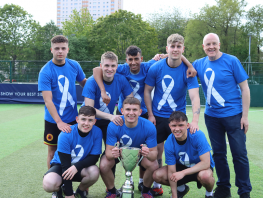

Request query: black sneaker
[
  {"left": 52, "top": 186, "right": 64, "bottom": 198},
  {"left": 138, "top": 182, "right": 143, "bottom": 191},
  {"left": 177, "top": 184, "right": 190, "bottom": 198},
  {"left": 213, "top": 186, "right": 231, "bottom": 198},
  {"left": 75, "top": 187, "right": 88, "bottom": 198},
  {"left": 240, "top": 192, "right": 250, "bottom": 198}
]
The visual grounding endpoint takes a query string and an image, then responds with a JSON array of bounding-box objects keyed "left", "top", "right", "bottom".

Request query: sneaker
[
  {"left": 150, "top": 185, "right": 163, "bottom": 196},
  {"left": 105, "top": 191, "right": 117, "bottom": 198},
  {"left": 75, "top": 187, "right": 88, "bottom": 198},
  {"left": 51, "top": 191, "right": 63, "bottom": 198},
  {"left": 141, "top": 190, "right": 154, "bottom": 198},
  {"left": 213, "top": 186, "right": 231, "bottom": 198},
  {"left": 205, "top": 195, "right": 214, "bottom": 198},
  {"left": 105, "top": 188, "right": 121, "bottom": 197},
  {"left": 177, "top": 184, "right": 190, "bottom": 198},
  {"left": 138, "top": 182, "right": 143, "bottom": 191},
  {"left": 240, "top": 192, "right": 250, "bottom": 198}
]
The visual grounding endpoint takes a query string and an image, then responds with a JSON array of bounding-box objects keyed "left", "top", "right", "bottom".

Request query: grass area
[{"left": 0, "top": 104, "right": 262, "bottom": 197}]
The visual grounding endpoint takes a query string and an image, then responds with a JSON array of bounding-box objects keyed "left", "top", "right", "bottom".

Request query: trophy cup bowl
[{"left": 120, "top": 147, "right": 141, "bottom": 198}]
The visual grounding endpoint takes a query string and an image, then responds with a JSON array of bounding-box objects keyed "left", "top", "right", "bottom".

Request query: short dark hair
[
  {"left": 78, "top": 106, "right": 96, "bottom": 117},
  {"left": 125, "top": 45, "right": 142, "bottom": 57},
  {"left": 51, "top": 35, "right": 68, "bottom": 44},
  {"left": 169, "top": 111, "right": 188, "bottom": 123},
  {"left": 123, "top": 97, "right": 141, "bottom": 108}
]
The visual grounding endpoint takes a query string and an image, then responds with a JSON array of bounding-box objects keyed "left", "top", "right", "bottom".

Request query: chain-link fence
[{"left": 0, "top": 60, "right": 262, "bottom": 84}]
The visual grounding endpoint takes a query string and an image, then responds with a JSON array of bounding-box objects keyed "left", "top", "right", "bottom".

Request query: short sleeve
[
  {"left": 57, "top": 133, "right": 71, "bottom": 154},
  {"left": 117, "top": 63, "right": 130, "bottom": 76},
  {"left": 82, "top": 77, "right": 97, "bottom": 100},
  {"left": 164, "top": 136, "right": 176, "bottom": 165},
  {"left": 38, "top": 67, "right": 52, "bottom": 91},
  {"left": 232, "top": 57, "right": 249, "bottom": 84},
  {"left": 186, "top": 76, "right": 199, "bottom": 90},
  {"left": 106, "top": 122, "right": 118, "bottom": 146},
  {"left": 141, "top": 60, "right": 157, "bottom": 73},
  {"left": 145, "top": 123, "right": 157, "bottom": 148},
  {"left": 145, "top": 65, "right": 157, "bottom": 87},
  {"left": 75, "top": 62, "right": 86, "bottom": 82},
  {"left": 90, "top": 127, "right": 103, "bottom": 155},
  {"left": 193, "top": 131, "right": 212, "bottom": 157}
]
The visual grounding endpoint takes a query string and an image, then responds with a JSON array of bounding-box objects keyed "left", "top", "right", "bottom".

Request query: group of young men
[{"left": 39, "top": 33, "right": 251, "bottom": 198}]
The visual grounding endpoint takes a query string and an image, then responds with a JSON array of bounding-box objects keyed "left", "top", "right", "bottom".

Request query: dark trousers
[{"left": 205, "top": 113, "right": 252, "bottom": 195}]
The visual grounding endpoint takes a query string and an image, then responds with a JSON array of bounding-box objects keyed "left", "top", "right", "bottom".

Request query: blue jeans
[{"left": 205, "top": 113, "right": 252, "bottom": 195}]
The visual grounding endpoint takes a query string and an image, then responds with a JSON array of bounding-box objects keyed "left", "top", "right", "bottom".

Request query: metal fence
[{"left": 0, "top": 60, "right": 262, "bottom": 84}]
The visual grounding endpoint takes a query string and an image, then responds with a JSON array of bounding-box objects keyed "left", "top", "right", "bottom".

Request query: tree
[
  {"left": 0, "top": 4, "right": 39, "bottom": 61},
  {"left": 67, "top": 35, "right": 93, "bottom": 61},
  {"left": 89, "top": 10, "right": 158, "bottom": 60},
  {"left": 147, "top": 8, "right": 189, "bottom": 53},
  {"left": 62, "top": 8, "right": 94, "bottom": 37},
  {"left": 184, "top": 0, "right": 248, "bottom": 61},
  {"left": 31, "top": 21, "right": 62, "bottom": 60},
  {"left": 245, "top": 5, "right": 263, "bottom": 61}
]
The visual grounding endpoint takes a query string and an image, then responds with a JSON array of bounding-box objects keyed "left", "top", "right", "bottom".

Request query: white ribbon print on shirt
[
  {"left": 158, "top": 75, "right": 177, "bottom": 111},
  {"left": 204, "top": 68, "right": 225, "bottom": 107},
  {"left": 99, "top": 91, "right": 111, "bottom": 113},
  {"left": 129, "top": 80, "right": 142, "bottom": 102},
  {"left": 71, "top": 145, "right": 84, "bottom": 163},
  {"left": 58, "top": 75, "right": 75, "bottom": 116}
]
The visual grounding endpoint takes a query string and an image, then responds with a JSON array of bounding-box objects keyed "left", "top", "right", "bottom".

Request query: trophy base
[{"left": 121, "top": 192, "right": 134, "bottom": 198}]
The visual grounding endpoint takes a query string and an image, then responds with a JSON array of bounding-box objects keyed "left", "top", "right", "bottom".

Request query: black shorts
[
  {"left": 176, "top": 164, "right": 213, "bottom": 188},
  {"left": 116, "top": 108, "right": 149, "bottom": 119},
  {"left": 155, "top": 116, "right": 171, "bottom": 144},
  {"left": 95, "top": 119, "right": 111, "bottom": 145},
  {"left": 44, "top": 120, "right": 77, "bottom": 146},
  {"left": 44, "top": 163, "right": 82, "bottom": 182}
]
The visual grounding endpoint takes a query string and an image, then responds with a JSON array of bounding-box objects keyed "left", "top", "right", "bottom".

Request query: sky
[{"left": 0, "top": 0, "right": 261, "bottom": 26}]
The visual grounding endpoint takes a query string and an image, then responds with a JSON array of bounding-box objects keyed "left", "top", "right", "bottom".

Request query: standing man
[
  {"left": 193, "top": 33, "right": 251, "bottom": 198},
  {"left": 93, "top": 45, "right": 197, "bottom": 194},
  {"left": 144, "top": 34, "right": 201, "bottom": 195},
  {"left": 43, "top": 106, "right": 102, "bottom": 198},
  {"left": 38, "top": 35, "right": 86, "bottom": 169},
  {"left": 153, "top": 111, "right": 215, "bottom": 198},
  {"left": 82, "top": 51, "right": 133, "bottom": 144},
  {"left": 100, "top": 97, "right": 159, "bottom": 198}
]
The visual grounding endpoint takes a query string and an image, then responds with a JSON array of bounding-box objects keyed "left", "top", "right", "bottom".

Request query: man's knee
[
  {"left": 43, "top": 173, "right": 61, "bottom": 192},
  {"left": 82, "top": 165, "right": 100, "bottom": 182},
  {"left": 153, "top": 169, "right": 162, "bottom": 183},
  {"left": 99, "top": 156, "right": 114, "bottom": 173},
  {"left": 198, "top": 169, "right": 214, "bottom": 185}
]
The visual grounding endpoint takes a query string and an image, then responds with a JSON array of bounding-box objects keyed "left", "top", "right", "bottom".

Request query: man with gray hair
[
  {"left": 193, "top": 33, "right": 251, "bottom": 198},
  {"left": 144, "top": 33, "right": 201, "bottom": 197}
]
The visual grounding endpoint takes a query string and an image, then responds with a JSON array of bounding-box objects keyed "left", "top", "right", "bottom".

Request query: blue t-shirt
[
  {"left": 82, "top": 74, "right": 133, "bottom": 118},
  {"left": 106, "top": 116, "right": 157, "bottom": 149},
  {"left": 164, "top": 130, "right": 214, "bottom": 168},
  {"left": 51, "top": 124, "right": 102, "bottom": 165},
  {"left": 145, "top": 58, "right": 199, "bottom": 118},
  {"left": 193, "top": 53, "right": 249, "bottom": 118},
  {"left": 38, "top": 59, "right": 85, "bottom": 123},
  {"left": 117, "top": 60, "right": 157, "bottom": 115}
]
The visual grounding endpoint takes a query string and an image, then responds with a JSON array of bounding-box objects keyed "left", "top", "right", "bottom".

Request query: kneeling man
[
  {"left": 153, "top": 111, "right": 215, "bottom": 198},
  {"left": 100, "top": 97, "right": 159, "bottom": 198},
  {"left": 43, "top": 106, "right": 102, "bottom": 198}
]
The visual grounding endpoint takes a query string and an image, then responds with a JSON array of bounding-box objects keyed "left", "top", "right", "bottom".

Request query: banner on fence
[{"left": 0, "top": 84, "right": 84, "bottom": 104}]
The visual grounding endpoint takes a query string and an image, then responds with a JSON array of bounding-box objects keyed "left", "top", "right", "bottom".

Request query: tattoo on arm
[{"left": 194, "top": 108, "right": 200, "bottom": 115}]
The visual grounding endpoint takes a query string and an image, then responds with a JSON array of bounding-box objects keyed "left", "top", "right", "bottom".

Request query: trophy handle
[{"left": 136, "top": 144, "right": 147, "bottom": 166}]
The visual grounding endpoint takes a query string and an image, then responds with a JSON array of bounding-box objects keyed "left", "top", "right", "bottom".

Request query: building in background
[{"left": 57, "top": 0, "right": 123, "bottom": 28}]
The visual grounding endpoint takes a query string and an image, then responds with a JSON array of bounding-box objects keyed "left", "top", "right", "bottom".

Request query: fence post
[{"left": 9, "top": 61, "right": 12, "bottom": 83}]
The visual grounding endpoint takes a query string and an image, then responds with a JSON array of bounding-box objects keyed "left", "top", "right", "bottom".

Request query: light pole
[{"left": 247, "top": 33, "right": 252, "bottom": 76}]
